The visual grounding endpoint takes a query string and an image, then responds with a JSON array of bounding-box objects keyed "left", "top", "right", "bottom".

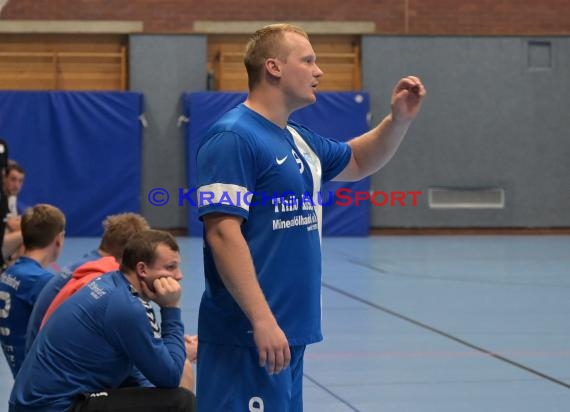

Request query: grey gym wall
[
  {"left": 129, "top": 35, "right": 207, "bottom": 230},
  {"left": 363, "top": 36, "right": 570, "bottom": 228}
]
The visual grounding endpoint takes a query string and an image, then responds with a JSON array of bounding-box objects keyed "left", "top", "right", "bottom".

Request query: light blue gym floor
[{"left": 2, "top": 235, "right": 569, "bottom": 411}]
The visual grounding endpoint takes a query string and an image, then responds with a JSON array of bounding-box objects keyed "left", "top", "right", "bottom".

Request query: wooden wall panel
[{"left": 0, "top": 34, "right": 127, "bottom": 90}]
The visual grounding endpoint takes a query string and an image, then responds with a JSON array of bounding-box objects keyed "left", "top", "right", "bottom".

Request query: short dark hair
[
  {"left": 119, "top": 230, "right": 179, "bottom": 273},
  {"left": 21, "top": 204, "right": 66, "bottom": 250},
  {"left": 5, "top": 161, "right": 25, "bottom": 176}
]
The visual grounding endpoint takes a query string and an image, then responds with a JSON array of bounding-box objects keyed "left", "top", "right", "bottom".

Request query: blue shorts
[{"left": 196, "top": 342, "right": 306, "bottom": 412}]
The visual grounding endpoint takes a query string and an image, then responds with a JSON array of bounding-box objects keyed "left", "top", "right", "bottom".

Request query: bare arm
[
  {"left": 3, "top": 230, "right": 23, "bottom": 260},
  {"left": 335, "top": 76, "right": 426, "bottom": 182},
  {"left": 203, "top": 213, "right": 291, "bottom": 374},
  {"left": 185, "top": 334, "right": 198, "bottom": 363},
  {"left": 179, "top": 359, "right": 195, "bottom": 392}
]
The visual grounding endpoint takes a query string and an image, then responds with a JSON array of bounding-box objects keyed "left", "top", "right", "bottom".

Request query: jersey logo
[
  {"left": 292, "top": 149, "right": 304, "bottom": 174},
  {"left": 249, "top": 397, "right": 264, "bottom": 411},
  {"left": 140, "top": 300, "right": 161, "bottom": 339},
  {"left": 276, "top": 155, "right": 288, "bottom": 165},
  {"left": 89, "top": 392, "right": 109, "bottom": 398}
]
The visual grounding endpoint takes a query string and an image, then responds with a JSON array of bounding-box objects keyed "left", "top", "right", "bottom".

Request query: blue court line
[
  {"left": 304, "top": 373, "right": 361, "bottom": 412},
  {"left": 322, "top": 281, "right": 570, "bottom": 390},
  {"left": 347, "top": 258, "right": 570, "bottom": 288}
]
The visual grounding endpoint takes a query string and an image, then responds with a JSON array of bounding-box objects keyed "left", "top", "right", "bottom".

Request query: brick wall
[{"left": 2, "top": 0, "right": 569, "bottom": 35}]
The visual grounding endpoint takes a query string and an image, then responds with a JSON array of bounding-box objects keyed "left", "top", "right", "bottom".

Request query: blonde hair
[
  {"left": 99, "top": 213, "right": 150, "bottom": 260},
  {"left": 244, "top": 23, "right": 309, "bottom": 90}
]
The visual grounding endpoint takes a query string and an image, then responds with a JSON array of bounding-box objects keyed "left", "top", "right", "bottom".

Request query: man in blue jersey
[
  {"left": 10, "top": 229, "right": 195, "bottom": 412},
  {"left": 0, "top": 204, "right": 65, "bottom": 377},
  {"left": 25, "top": 212, "right": 150, "bottom": 352},
  {"left": 195, "top": 23, "right": 426, "bottom": 411}
]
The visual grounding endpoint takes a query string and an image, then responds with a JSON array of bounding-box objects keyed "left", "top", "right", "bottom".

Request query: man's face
[
  {"left": 139, "top": 244, "right": 183, "bottom": 292},
  {"left": 4, "top": 170, "right": 25, "bottom": 196},
  {"left": 276, "top": 32, "right": 324, "bottom": 110}
]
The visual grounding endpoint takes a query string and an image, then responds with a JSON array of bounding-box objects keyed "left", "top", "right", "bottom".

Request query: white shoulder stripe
[{"left": 197, "top": 183, "right": 250, "bottom": 213}]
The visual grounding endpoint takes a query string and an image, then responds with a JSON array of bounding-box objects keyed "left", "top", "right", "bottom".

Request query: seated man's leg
[{"left": 72, "top": 387, "right": 195, "bottom": 412}]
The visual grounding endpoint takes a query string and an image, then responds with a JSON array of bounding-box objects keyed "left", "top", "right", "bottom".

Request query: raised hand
[{"left": 391, "top": 75, "right": 426, "bottom": 123}]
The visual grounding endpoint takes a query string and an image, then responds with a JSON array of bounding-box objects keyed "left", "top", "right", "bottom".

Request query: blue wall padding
[
  {"left": 184, "top": 91, "right": 371, "bottom": 236},
  {"left": 0, "top": 91, "right": 143, "bottom": 236}
]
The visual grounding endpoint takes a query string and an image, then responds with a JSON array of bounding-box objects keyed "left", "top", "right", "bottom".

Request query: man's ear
[
  {"left": 55, "top": 232, "right": 64, "bottom": 248},
  {"left": 135, "top": 261, "right": 147, "bottom": 278},
  {"left": 265, "top": 58, "right": 282, "bottom": 78}
]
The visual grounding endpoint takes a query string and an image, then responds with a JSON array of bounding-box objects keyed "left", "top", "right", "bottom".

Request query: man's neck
[
  {"left": 122, "top": 270, "right": 143, "bottom": 297},
  {"left": 98, "top": 248, "right": 110, "bottom": 257},
  {"left": 23, "top": 249, "right": 54, "bottom": 269},
  {"left": 244, "top": 91, "right": 291, "bottom": 129}
]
